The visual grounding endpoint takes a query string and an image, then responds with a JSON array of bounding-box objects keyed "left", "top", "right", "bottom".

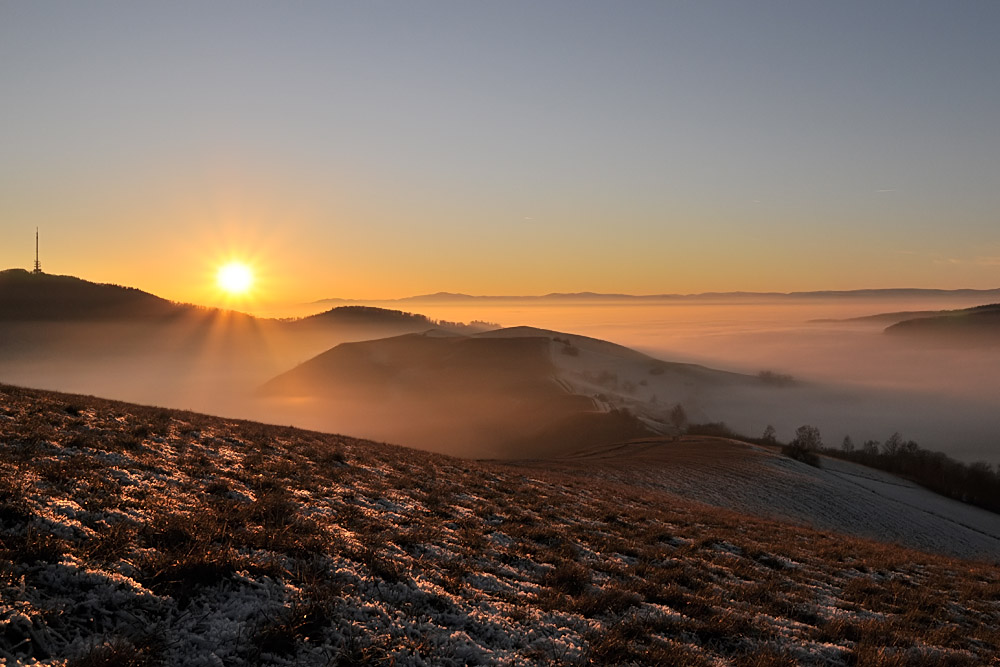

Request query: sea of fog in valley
[
  {"left": 361, "top": 296, "right": 1000, "bottom": 462},
  {"left": 3, "top": 285, "right": 999, "bottom": 464}
]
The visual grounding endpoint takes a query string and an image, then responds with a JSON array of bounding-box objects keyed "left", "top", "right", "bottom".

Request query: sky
[{"left": 2, "top": 1, "right": 999, "bottom": 311}]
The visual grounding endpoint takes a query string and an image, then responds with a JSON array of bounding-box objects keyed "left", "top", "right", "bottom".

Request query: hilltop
[
  {"left": 295, "top": 306, "right": 438, "bottom": 327},
  {"left": 2, "top": 384, "right": 999, "bottom": 665},
  {"left": 884, "top": 303, "right": 1000, "bottom": 344},
  {"left": 813, "top": 302, "right": 1000, "bottom": 331},
  {"left": 292, "top": 305, "right": 497, "bottom": 335},
  {"left": 257, "top": 327, "right": 780, "bottom": 457},
  {"left": 0, "top": 269, "right": 190, "bottom": 321},
  {"left": 258, "top": 331, "right": 638, "bottom": 457}
]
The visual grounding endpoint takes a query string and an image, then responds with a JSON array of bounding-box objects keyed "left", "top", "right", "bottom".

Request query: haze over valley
[{"left": 5, "top": 269, "right": 997, "bottom": 463}]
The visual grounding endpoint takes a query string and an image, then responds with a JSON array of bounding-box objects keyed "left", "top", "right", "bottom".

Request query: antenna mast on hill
[{"left": 33, "top": 228, "right": 42, "bottom": 274}]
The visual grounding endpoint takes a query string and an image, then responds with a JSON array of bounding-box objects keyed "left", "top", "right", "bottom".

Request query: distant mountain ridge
[{"left": 313, "top": 287, "right": 1000, "bottom": 305}]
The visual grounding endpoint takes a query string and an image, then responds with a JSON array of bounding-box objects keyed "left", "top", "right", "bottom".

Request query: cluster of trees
[
  {"left": 756, "top": 370, "right": 796, "bottom": 387},
  {"left": 759, "top": 423, "right": 1000, "bottom": 515},
  {"left": 684, "top": 421, "right": 739, "bottom": 439},
  {"left": 780, "top": 425, "right": 822, "bottom": 467},
  {"left": 677, "top": 419, "right": 1000, "bottom": 516},
  {"left": 312, "top": 307, "right": 499, "bottom": 333},
  {"left": 669, "top": 404, "right": 688, "bottom": 434},
  {"left": 437, "top": 318, "right": 499, "bottom": 333},
  {"left": 826, "top": 432, "right": 1000, "bottom": 514}
]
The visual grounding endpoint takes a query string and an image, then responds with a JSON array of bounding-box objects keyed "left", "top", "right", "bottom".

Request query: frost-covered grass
[
  {"left": 534, "top": 437, "right": 1000, "bottom": 563},
  {"left": 1, "top": 384, "right": 999, "bottom": 666}
]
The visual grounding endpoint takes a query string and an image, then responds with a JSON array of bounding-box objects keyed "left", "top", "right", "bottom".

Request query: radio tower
[{"left": 33, "top": 228, "right": 42, "bottom": 274}]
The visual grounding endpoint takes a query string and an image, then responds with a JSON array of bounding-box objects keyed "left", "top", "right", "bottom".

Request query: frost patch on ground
[{"left": 1, "top": 386, "right": 998, "bottom": 665}]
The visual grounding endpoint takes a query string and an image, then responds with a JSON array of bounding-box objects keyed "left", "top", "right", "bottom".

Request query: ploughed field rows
[{"left": 0, "top": 384, "right": 998, "bottom": 666}]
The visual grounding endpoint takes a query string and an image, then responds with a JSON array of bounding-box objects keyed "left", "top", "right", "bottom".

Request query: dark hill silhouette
[
  {"left": 0, "top": 270, "right": 499, "bottom": 417},
  {"left": 0, "top": 269, "right": 194, "bottom": 321},
  {"left": 811, "top": 310, "right": 944, "bottom": 325},
  {"left": 256, "top": 326, "right": 775, "bottom": 458},
  {"left": 258, "top": 330, "right": 658, "bottom": 457},
  {"left": 0, "top": 270, "right": 271, "bottom": 411},
  {"left": 262, "top": 333, "right": 566, "bottom": 398},
  {"left": 297, "top": 305, "right": 436, "bottom": 328},
  {"left": 884, "top": 303, "right": 1000, "bottom": 344},
  {"left": 815, "top": 302, "right": 1000, "bottom": 327},
  {"left": 291, "top": 305, "right": 497, "bottom": 336},
  {"left": 0, "top": 269, "right": 492, "bottom": 332}
]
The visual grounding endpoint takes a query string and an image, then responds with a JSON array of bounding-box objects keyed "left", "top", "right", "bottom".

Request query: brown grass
[{"left": 1, "top": 383, "right": 998, "bottom": 666}]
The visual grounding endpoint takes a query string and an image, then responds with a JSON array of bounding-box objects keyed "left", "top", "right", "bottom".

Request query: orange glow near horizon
[
  {"left": 217, "top": 262, "right": 254, "bottom": 295},
  {"left": 182, "top": 220, "right": 289, "bottom": 314},
  {"left": 208, "top": 255, "right": 264, "bottom": 311}
]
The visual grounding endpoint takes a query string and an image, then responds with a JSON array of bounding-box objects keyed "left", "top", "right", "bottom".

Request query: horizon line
[{"left": 309, "top": 286, "right": 1000, "bottom": 305}]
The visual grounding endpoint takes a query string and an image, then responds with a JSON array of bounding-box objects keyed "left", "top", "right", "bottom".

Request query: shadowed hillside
[
  {"left": 1, "top": 384, "right": 998, "bottom": 665},
  {"left": 0, "top": 270, "right": 497, "bottom": 418},
  {"left": 818, "top": 302, "right": 1000, "bottom": 338},
  {"left": 0, "top": 271, "right": 277, "bottom": 411},
  {"left": 0, "top": 269, "right": 189, "bottom": 321},
  {"left": 263, "top": 333, "right": 563, "bottom": 399},
  {"left": 884, "top": 303, "right": 1000, "bottom": 344},
  {"left": 257, "top": 327, "right": 815, "bottom": 458},
  {"left": 259, "top": 332, "right": 635, "bottom": 457}
]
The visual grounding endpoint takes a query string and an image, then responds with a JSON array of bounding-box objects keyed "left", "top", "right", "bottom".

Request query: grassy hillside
[
  {"left": 518, "top": 438, "right": 1000, "bottom": 562},
  {"left": 1, "top": 384, "right": 998, "bottom": 665}
]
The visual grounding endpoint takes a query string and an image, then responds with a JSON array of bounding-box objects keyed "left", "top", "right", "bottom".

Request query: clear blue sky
[{"left": 2, "top": 1, "right": 998, "bottom": 307}]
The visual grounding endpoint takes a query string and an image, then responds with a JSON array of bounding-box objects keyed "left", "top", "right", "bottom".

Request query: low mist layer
[
  {"left": 2, "top": 273, "right": 997, "bottom": 464},
  {"left": 355, "top": 295, "right": 1000, "bottom": 463}
]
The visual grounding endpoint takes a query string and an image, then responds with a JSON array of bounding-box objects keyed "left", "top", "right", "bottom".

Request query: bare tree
[
  {"left": 782, "top": 425, "right": 822, "bottom": 467},
  {"left": 669, "top": 404, "right": 688, "bottom": 435}
]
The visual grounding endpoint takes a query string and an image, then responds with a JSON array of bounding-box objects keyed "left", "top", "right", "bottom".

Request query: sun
[{"left": 217, "top": 262, "right": 254, "bottom": 295}]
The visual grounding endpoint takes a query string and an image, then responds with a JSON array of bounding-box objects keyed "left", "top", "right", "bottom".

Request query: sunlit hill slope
[{"left": 2, "top": 385, "right": 998, "bottom": 666}]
